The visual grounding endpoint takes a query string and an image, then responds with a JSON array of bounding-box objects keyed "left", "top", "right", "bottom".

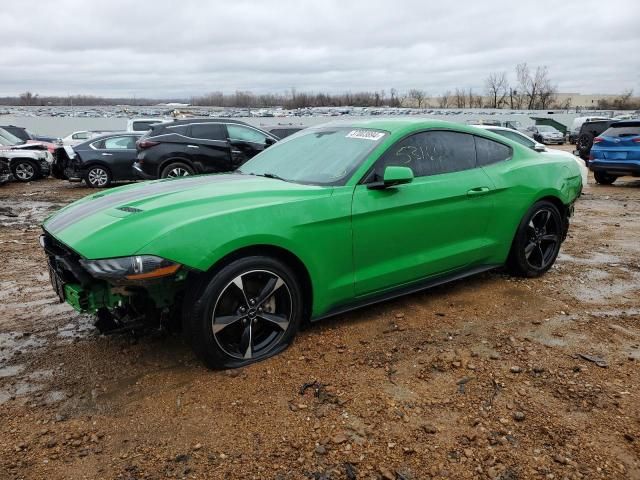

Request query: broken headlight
[{"left": 80, "top": 255, "right": 181, "bottom": 281}]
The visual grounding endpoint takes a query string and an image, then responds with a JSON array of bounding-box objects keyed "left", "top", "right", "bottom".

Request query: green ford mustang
[{"left": 41, "top": 119, "right": 582, "bottom": 369}]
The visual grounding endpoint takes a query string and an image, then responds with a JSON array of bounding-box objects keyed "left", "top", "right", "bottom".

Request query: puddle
[
  {"left": 0, "top": 364, "right": 25, "bottom": 377},
  {"left": 558, "top": 252, "right": 622, "bottom": 266},
  {"left": 570, "top": 269, "right": 640, "bottom": 304},
  {"left": 0, "top": 331, "right": 46, "bottom": 364},
  {"left": 0, "top": 199, "right": 63, "bottom": 228},
  {"left": 57, "top": 316, "right": 95, "bottom": 339}
]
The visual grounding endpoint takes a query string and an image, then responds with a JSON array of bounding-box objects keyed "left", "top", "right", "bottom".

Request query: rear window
[
  {"left": 602, "top": 125, "right": 640, "bottom": 138},
  {"left": 475, "top": 136, "right": 512, "bottom": 166},
  {"left": 132, "top": 121, "right": 160, "bottom": 131},
  {"left": 189, "top": 123, "right": 226, "bottom": 141}
]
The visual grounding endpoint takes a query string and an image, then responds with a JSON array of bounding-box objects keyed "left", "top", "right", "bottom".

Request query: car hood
[{"left": 43, "top": 173, "right": 330, "bottom": 259}]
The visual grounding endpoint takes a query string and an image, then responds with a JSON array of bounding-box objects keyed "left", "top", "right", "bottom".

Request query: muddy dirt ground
[{"left": 0, "top": 156, "right": 639, "bottom": 480}]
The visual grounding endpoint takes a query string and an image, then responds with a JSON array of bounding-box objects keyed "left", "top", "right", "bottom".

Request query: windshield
[
  {"left": 237, "top": 126, "right": 388, "bottom": 185},
  {"left": 537, "top": 126, "right": 557, "bottom": 133},
  {"left": 0, "top": 127, "right": 23, "bottom": 145}
]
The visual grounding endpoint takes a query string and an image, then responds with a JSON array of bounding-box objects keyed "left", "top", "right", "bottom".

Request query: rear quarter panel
[{"left": 480, "top": 148, "right": 581, "bottom": 263}]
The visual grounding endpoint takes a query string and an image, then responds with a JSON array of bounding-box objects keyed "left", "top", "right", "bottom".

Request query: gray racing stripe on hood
[{"left": 45, "top": 174, "right": 245, "bottom": 234}]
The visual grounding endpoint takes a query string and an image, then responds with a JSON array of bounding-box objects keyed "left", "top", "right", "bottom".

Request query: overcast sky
[{"left": 1, "top": 0, "right": 638, "bottom": 98}]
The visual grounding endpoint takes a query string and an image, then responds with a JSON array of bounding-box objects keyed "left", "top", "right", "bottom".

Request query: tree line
[{"left": 2, "top": 63, "right": 638, "bottom": 110}]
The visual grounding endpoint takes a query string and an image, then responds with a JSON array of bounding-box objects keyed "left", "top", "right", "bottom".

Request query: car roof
[
  {"left": 159, "top": 118, "right": 252, "bottom": 127},
  {"left": 316, "top": 118, "right": 525, "bottom": 139},
  {"left": 471, "top": 125, "right": 513, "bottom": 132},
  {"left": 89, "top": 131, "right": 141, "bottom": 140}
]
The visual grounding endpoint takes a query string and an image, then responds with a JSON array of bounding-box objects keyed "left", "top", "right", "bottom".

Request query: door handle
[
  {"left": 101, "top": 153, "right": 113, "bottom": 156},
  {"left": 466, "top": 186, "right": 491, "bottom": 196},
  {"left": 187, "top": 145, "right": 199, "bottom": 149}
]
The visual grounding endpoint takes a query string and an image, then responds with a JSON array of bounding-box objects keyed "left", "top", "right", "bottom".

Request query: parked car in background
[
  {"left": 266, "top": 126, "right": 305, "bottom": 139},
  {"left": 588, "top": 120, "right": 640, "bottom": 185},
  {"left": 0, "top": 158, "right": 10, "bottom": 185},
  {"left": 575, "top": 119, "right": 619, "bottom": 162},
  {"left": 134, "top": 119, "right": 278, "bottom": 179},
  {"left": 126, "top": 118, "right": 168, "bottom": 132},
  {"left": 525, "top": 125, "right": 565, "bottom": 145},
  {"left": 474, "top": 125, "right": 588, "bottom": 188},
  {"left": 52, "top": 132, "right": 142, "bottom": 188},
  {"left": 42, "top": 120, "right": 582, "bottom": 368},
  {"left": 0, "top": 128, "right": 52, "bottom": 182},
  {"left": 568, "top": 116, "right": 610, "bottom": 144},
  {"left": 60, "top": 130, "right": 117, "bottom": 146},
  {"left": 0, "top": 125, "right": 57, "bottom": 143}
]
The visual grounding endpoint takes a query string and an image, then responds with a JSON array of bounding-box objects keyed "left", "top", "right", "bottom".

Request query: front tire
[
  {"left": 594, "top": 171, "right": 616, "bottom": 185},
  {"left": 508, "top": 201, "right": 563, "bottom": 278},
  {"left": 11, "top": 159, "right": 39, "bottom": 182},
  {"left": 85, "top": 165, "right": 112, "bottom": 188},
  {"left": 186, "top": 256, "right": 303, "bottom": 369}
]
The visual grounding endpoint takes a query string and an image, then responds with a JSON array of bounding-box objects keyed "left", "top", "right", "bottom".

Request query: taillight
[
  {"left": 633, "top": 137, "right": 640, "bottom": 143},
  {"left": 593, "top": 137, "right": 603, "bottom": 144},
  {"left": 589, "top": 154, "right": 594, "bottom": 161},
  {"left": 137, "top": 140, "right": 159, "bottom": 149}
]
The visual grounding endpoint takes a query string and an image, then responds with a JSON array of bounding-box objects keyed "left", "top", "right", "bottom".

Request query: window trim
[{"left": 89, "top": 134, "right": 140, "bottom": 151}]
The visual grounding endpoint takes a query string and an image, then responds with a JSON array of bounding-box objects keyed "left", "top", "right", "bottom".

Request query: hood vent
[{"left": 117, "top": 206, "right": 143, "bottom": 213}]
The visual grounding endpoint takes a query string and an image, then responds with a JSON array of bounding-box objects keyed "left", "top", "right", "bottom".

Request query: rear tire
[
  {"left": 577, "top": 133, "right": 593, "bottom": 160},
  {"left": 594, "top": 171, "right": 616, "bottom": 185},
  {"left": 11, "top": 159, "right": 39, "bottom": 182},
  {"left": 85, "top": 165, "right": 112, "bottom": 188},
  {"left": 186, "top": 256, "right": 303, "bottom": 369},
  {"left": 161, "top": 162, "right": 193, "bottom": 178},
  {"left": 508, "top": 201, "right": 563, "bottom": 278}
]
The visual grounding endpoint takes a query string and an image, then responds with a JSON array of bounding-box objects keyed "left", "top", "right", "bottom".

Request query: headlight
[{"left": 80, "top": 255, "right": 181, "bottom": 281}]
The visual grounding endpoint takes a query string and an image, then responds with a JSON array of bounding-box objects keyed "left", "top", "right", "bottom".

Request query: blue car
[{"left": 589, "top": 120, "right": 640, "bottom": 185}]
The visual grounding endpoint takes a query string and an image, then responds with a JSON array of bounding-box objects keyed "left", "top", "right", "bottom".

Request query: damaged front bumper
[{"left": 40, "top": 231, "right": 186, "bottom": 321}]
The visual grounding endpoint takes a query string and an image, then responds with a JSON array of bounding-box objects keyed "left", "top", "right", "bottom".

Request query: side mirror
[
  {"left": 368, "top": 166, "right": 414, "bottom": 190},
  {"left": 265, "top": 137, "right": 276, "bottom": 147},
  {"left": 533, "top": 144, "right": 546, "bottom": 152}
]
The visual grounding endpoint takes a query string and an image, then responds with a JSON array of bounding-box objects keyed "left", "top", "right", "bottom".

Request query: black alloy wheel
[
  {"left": 508, "top": 200, "right": 563, "bottom": 277},
  {"left": 186, "top": 256, "right": 303, "bottom": 369}
]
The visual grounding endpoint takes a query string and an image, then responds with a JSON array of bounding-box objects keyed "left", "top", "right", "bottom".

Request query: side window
[
  {"left": 494, "top": 130, "right": 534, "bottom": 148},
  {"left": 189, "top": 123, "right": 225, "bottom": 141},
  {"left": 375, "top": 131, "right": 476, "bottom": 178},
  {"left": 103, "top": 136, "right": 135, "bottom": 149},
  {"left": 227, "top": 124, "right": 268, "bottom": 144},
  {"left": 475, "top": 136, "right": 512, "bottom": 166}
]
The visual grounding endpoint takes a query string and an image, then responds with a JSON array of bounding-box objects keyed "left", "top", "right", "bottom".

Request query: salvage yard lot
[{"left": 1, "top": 166, "right": 639, "bottom": 479}]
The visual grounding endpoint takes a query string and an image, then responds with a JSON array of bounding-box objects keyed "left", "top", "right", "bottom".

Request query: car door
[
  {"left": 351, "top": 130, "right": 496, "bottom": 297},
  {"left": 100, "top": 136, "right": 139, "bottom": 180},
  {"left": 187, "top": 123, "right": 233, "bottom": 173},
  {"left": 226, "top": 124, "right": 275, "bottom": 167}
]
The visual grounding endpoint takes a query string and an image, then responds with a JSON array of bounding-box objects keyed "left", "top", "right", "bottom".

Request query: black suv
[
  {"left": 575, "top": 119, "right": 619, "bottom": 162},
  {"left": 133, "top": 119, "right": 278, "bottom": 179}
]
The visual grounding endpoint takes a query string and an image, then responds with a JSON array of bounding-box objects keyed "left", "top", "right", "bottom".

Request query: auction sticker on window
[{"left": 346, "top": 130, "right": 385, "bottom": 141}]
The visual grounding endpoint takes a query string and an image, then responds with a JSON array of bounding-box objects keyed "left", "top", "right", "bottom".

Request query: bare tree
[
  {"left": 485, "top": 72, "right": 509, "bottom": 108},
  {"left": 617, "top": 89, "right": 634, "bottom": 109},
  {"left": 408, "top": 89, "right": 427, "bottom": 108},
  {"left": 454, "top": 88, "right": 466, "bottom": 108},
  {"left": 437, "top": 91, "right": 451, "bottom": 108},
  {"left": 516, "top": 63, "right": 556, "bottom": 110}
]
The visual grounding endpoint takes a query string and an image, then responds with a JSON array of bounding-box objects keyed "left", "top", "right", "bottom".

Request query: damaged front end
[
  {"left": 40, "top": 231, "right": 187, "bottom": 333},
  {"left": 51, "top": 145, "right": 82, "bottom": 181}
]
